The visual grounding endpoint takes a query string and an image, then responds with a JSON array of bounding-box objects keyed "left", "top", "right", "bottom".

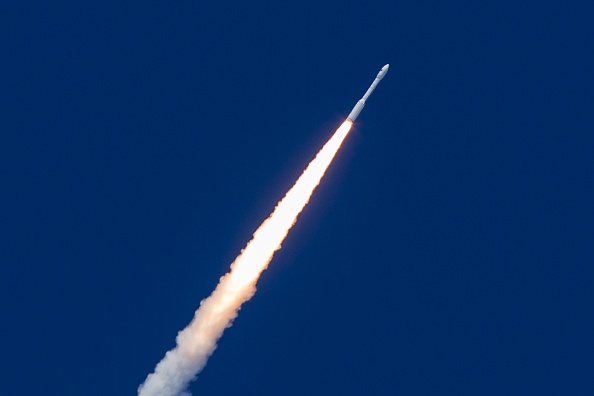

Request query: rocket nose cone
[{"left": 377, "top": 64, "right": 390, "bottom": 79}]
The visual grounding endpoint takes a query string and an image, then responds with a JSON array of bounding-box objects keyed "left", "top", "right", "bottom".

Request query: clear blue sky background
[{"left": 2, "top": 1, "right": 593, "bottom": 395}]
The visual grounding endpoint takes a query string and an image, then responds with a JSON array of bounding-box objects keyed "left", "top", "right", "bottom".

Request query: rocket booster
[{"left": 347, "top": 64, "right": 389, "bottom": 122}]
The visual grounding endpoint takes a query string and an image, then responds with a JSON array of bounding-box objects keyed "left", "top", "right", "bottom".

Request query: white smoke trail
[{"left": 138, "top": 121, "right": 352, "bottom": 396}]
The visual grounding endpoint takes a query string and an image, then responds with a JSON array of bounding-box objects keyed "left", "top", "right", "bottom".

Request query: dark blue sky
[{"left": 2, "top": 1, "right": 593, "bottom": 395}]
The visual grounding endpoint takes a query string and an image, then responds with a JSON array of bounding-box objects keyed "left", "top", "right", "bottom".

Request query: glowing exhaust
[{"left": 138, "top": 121, "right": 353, "bottom": 396}]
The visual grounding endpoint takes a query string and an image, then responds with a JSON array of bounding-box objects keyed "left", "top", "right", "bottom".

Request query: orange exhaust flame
[{"left": 139, "top": 121, "right": 353, "bottom": 396}]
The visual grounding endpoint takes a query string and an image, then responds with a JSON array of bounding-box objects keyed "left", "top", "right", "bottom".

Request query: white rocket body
[{"left": 347, "top": 64, "right": 389, "bottom": 122}]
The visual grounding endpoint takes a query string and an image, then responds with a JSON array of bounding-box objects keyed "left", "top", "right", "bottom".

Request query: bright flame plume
[{"left": 138, "top": 121, "right": 353, "bottom": 396}]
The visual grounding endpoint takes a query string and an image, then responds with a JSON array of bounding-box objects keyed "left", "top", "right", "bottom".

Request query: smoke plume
[{"left": 138, "top": 121, "right": 352, "bottom": 396}]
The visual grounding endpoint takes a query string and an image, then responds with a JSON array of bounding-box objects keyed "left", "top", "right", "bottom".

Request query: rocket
[{"left": 347, "top": 64, "right": 389, "bottom": 122}]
